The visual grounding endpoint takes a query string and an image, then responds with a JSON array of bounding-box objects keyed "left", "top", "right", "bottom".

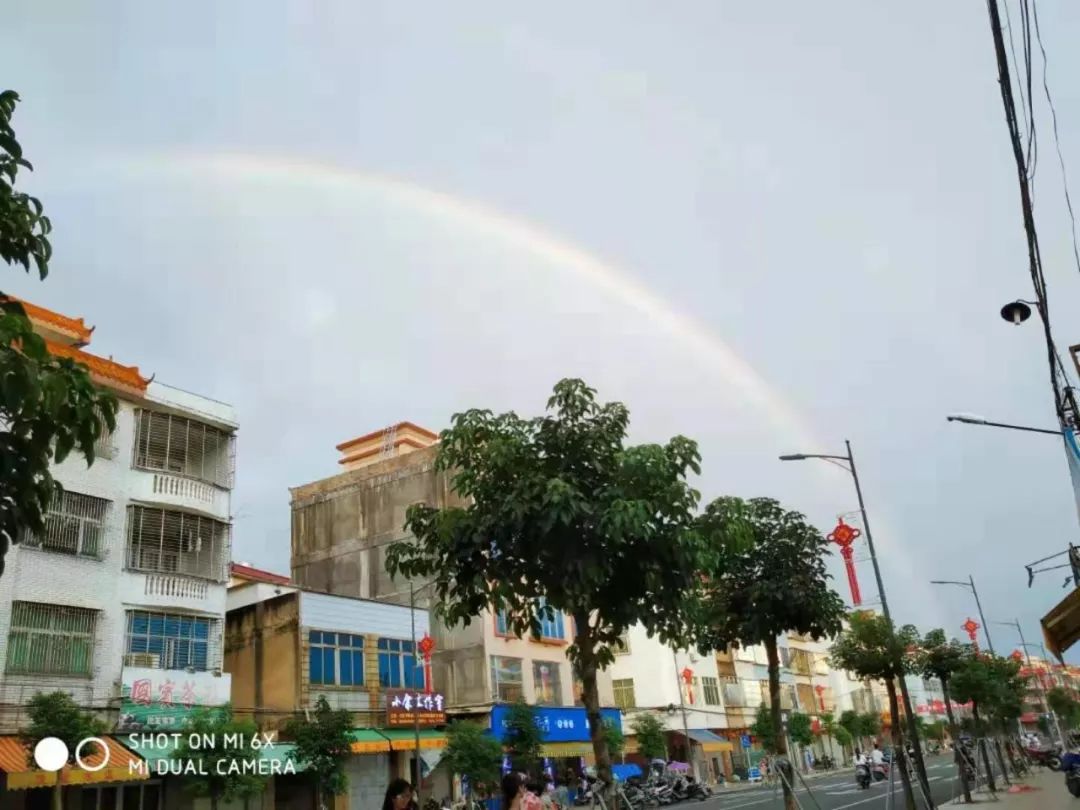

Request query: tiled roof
[
  {"left": 8, "top": 298, "right": 93, "bottom": 345},
  {"left": 230, "top": 562, "right": 291, "bottom": 586},
  {"left": 44, "top": 339, "right": 149, "bottom": 396},
  {"left": 336, "top": 421, "right": 439, "bottom": 452}
]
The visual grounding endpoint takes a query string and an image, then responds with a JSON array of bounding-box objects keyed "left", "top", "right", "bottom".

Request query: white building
[
  {"left": 0, "top": 300, "right": 236, "bottom": 731},
  {"left": 608, "top": 625, "right": 732, "bottom": 783}
]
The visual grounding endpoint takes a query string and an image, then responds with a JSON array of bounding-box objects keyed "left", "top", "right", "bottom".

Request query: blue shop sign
[{"left": 490, "top": 704, "right": 622, "bottom": 743}]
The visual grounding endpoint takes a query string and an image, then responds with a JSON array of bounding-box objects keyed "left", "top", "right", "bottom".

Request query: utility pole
[{"left": 671, "top": 647, "right": 697, "bottom": 780}]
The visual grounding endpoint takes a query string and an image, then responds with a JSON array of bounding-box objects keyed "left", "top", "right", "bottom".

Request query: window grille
[
  {"left": 22, "top": 490, "right": 109, "bottom": 558},
  {"left": 125, "top": 610, "right": 217, "bottom": 670},
  {"left": 126, "top": 506, "right": 229, "bottom": 581},
  {"left": 612, "top": 678, "right": 636, "bottom": 710},
  {"left": 6, "top": 602, "right": 97, "bottom": 676},
  {"left": 132, "top": 409, "right": 235, "bottom": 488}
]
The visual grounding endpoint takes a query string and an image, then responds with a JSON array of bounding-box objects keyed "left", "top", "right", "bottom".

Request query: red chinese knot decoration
[
  {"left": 1010, "top": 650, "right": 1024, "bottom": 662},
  {"left": 682, "top": 667, "right": 695, "bottom": 705},
  {"left": 418, "top": 633, "right": 435, "bottom": 694},
  {"left": 962, "top": 618, "right": 980, "bottom": 652},
  {"left": 827, "top": 519, "right": 863, "bottom": 606},
  {"left": 814, "top": 684, "right": 826, "bottom": 711}
]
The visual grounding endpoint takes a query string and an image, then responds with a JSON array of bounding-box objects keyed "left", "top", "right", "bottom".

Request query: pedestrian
[
  {"left": 383, "top": 779, "right": 418, "bottom": 810},
  {"left": 554, "top": 777, "right": 569, "bottom": 810}
]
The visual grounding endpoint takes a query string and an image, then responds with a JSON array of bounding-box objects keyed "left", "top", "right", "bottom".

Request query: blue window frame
[
  {"left": 535, "top": 597, "right": 565, "bottom": 640},
  {"left": 126, "top": 611, "right": 213, "bottom": 670},
  {"left": 377, "top": 637, "right": 424, "bottom": 689},
  {"left": 309, "top": 630, "right": 365, "bottom": 686},
  {"left": 496, "top": 611, "right": 509, "bottom": 635}
]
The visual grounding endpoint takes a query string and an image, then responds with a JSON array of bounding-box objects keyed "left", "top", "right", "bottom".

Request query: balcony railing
[{"left": 144, "top": 575, "right": 209, "bottom": 601}]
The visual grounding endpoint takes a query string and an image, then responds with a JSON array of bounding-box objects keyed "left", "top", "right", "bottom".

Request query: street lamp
[
  {"left": 779, "top": 440, "right": 934, "bottom": 806},
  {"left": 409, "top": 580, "right": 437, "bottom": 803},
  {"left": 929, "top": 577, "right": 995, "bottom": 654},
  {"left": 1000, "top": 299, "right": 1035, "bottom": 325},
  {"left": 945, "top": 413, "right": 1062, "bottom": 437}
]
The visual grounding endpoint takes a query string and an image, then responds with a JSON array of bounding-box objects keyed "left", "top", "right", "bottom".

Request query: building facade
[
  {"left": 0, "top": 301, "right": 237, "bottom": 806},
  {"left": 225, "top": 575, "right": 447, "bottom": 810}
]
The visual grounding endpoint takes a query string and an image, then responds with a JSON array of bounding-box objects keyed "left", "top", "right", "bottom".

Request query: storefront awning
[
  {"left": 350, "top": 730, "right": 392, "bottom": 754},
  {"left": 379, "top": 730, "right": 447, "bottom": 751},
  {"left": 680, "top": 729, "right": 734, "bottom": 753},
  {"left": 0, "top": 737, "right": 147, "bottom": 790},
  {"left": 1043, "top": 586, "right": 1080, "bottom": 661}
]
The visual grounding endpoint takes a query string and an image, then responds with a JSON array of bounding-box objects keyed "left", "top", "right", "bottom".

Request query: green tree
[
  {"left": 832, "top": 726, "right": 853, "bottom": 761},
  {"left": 442, "top": 721, "right": 504, "bottom": 799},
  {"left": 830, "top": 612, "right": 919, "bottom": 810},
  {"left": 917, "top": 630, "right": 967, "bottom": 735},
  {"left": 602, "top": 719, "right": 625, "bottom": 762},
  {"left": 751, "top": 705, "right": 779, "bottom": 753},
  {"left": 283, "top": 696, "right": 352, "bottom": 810},
  {"left": 176, "top": 704, "right": 269, "bottom": 810},
  {"left": 856, "top": 712, "right": 881, "bottom": 745},
  {"left": 1048, "top": 687, "right": 1080, "bottom": 729},
  {"left": 787, "top": 712, "right": 813, "bottom": 772},
  {"left": 386, "top": 379, "right": 706, "bottom": 787},
  {"left": 922, "top": 720, "right": 947, "bottom": 743},
  {"left": 695, "top": 496, "right": 846, "bottom": 810},
  {"left": 819, "top": 712, "right": 838, "bottom": 765},
  {"left": 503, "top": 698, "right": 543, "bottom": 778},
  {"left": 630, "top": 713, "right": 668, "bottom": 762},
  {"left": 838, "top": 710, "right": 861, "bottom": 747},
  {"left": 24, "top": 691, "right": 106, "bottom": 810},
  {"left": 0, "top": 90, "right": 117, "bottom": 576}
]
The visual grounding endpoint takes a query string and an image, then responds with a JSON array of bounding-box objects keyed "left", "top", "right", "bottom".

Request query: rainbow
[{"left": 113, "top": 151, "right": 933, "bottom": 616}]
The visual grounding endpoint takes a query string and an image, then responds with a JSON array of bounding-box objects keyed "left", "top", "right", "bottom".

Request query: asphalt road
[{"left": 701, "top": 756, "right": 974, "bottom": 810}]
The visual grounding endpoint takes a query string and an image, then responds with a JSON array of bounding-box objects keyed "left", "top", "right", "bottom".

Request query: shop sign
[
  {"left": 490, "top": 704, "right": 622, "bottom": 743},
  {"left": 116, "top": 667, "right": 231, "bottom": 731},
  {"left": 386, "top": 690, "right": 447, "bottom": 727}
]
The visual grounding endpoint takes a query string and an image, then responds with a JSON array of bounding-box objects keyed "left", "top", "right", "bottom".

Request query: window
[
  {"left": 126, "top": 506, "right": 229, "bottom": 581},
  {"left": 721, "top": 678, "right": 744, "bottom": 706},
  {"left": 532, "top": 661, "right": 563, "bottom": 705},
  {"left": 614, "top": 632, "right": 630, "bottom": 655},
  {"left": 6, "top": 602, "right": 97, "bottom": 676},
  {"left": 309, "top": 631, "right": 364, "bottom": 686},
  {"left": 612, "top": 678, "right": 636, "bottom": 710},
  {"left": 82, "top": 783, "right": 160, "bottom": 810},
  {"left": 126, "top": 611, "right": 214, "bottom": 670},
  {"left": 133, "top": 409, "right": 235, "bottom": 489},
  {"left": 781, "top": 685, "right": 797, "bottom": 710},
  {"left": 757, "top": 680, "right": 770, "bottom": 704},
  {"left": 93, "top": 407, "right": 116, "bottom": 460},
  {"left": 535, "top": 598, "right": 565, "bottom": 640},
  {"left": 22, "top": 490, "right": 109, "bottom": 559},
  {"left": 490, "top": 655, "right": 523, "bottom": 701},
  {"left": 377, "top": 638, "right": 424, "bottom": 689},
  {"left": 702, "top": 676, "right": 720, "bottom": 706},
  {"left": 495, "top": 611, "right": 511, "bottom": 636}
]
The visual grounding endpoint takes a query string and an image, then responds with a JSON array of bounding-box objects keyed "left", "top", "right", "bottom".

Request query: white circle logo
[
  {"left": 33, "top": 737, "right": 68, "bottom": 771},
  {"left": 75, "top": 737, "right": 110, "bottom": 772}
]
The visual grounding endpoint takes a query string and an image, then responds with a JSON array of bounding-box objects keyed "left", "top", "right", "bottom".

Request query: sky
[{"left": 6, "top": 1, "right": 1080, "bottom": 660}]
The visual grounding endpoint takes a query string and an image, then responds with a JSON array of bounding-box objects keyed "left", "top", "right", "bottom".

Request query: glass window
[
  {"left": 612, "top": 678, "right": 636, "bottom": 710},
  {"left": 6, "top": 602, "right": 97, "bottom": 676},
  {"left": 310, "top": 631, "right": 365, "bottom": 686},
  {"left": 133, "top": 409, "right": 235, "bottom": 489},
  {"left": 125, "top": 506, "right": 229, "bottom": 582},
  {"left": 614, "top": 632, "right": 630, "bottom": 655},
  {"left": 125, "top": 611, "right": 214, "bottom": 670},
  {"left": 534, "top": 597, "right": 565, "bottom": 640},
  {"left": 490, "top": 655, "right": 523, "bottom": 702},
  {"left": 378, "top": 637, "right": 424, "bottom": 689},
  {"left": 496, "top": 611, "right": 509, "bottom": 636},
  {"left": 532, "top": 660, "right": 563, "bottom": 705}
]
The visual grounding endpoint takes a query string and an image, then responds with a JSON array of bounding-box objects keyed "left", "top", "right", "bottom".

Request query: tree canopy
[
  {"left": 386, "top": 379, "right": 707, "bottom": 784},
  {"left": 629, "top": 713, "right": 668, "bottom": 762},
  {"left": 503, "top": 699, "right": 543, "bottom": 777},
  {"left": 0, "top": 90, "right": 117, "bottom": 576},
  {"left": 1048, "top": 686, "right": 1080, "bottom": 729},
  {"left": 787, "top": 712, "right": 813, "bottom": 748},
  {"left": 176, "top": 705, "right": 269, "bottom": 810},
  {"left": 283, "top": 696, "right": 352, "bottom": 810},
  {"left": 830, "top": 612, "right": 918, "bottom": 684},
  {"left": 442, "top": 721, "right": 504, "bottom": 799}
]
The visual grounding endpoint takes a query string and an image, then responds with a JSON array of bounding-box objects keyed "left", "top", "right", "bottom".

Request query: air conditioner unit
[{"left": 124, "top": 653, "right": 159, "bottom": 668}]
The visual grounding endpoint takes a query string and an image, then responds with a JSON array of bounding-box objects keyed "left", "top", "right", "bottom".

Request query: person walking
[{"left": 383, "top": 779, "right": 418, "bottom": 810}]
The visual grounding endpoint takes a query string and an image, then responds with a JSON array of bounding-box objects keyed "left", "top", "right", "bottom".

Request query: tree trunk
[
  {"left": 972, "top": 706, "right": 996, "bottom": 793},
  {"left": 992, "top": 738, "right": 1010, "bottom": 786},
  {"left": 885, "top": 679, "right": 916, "bottom": 810},
  {"left": 897, "top": 677, "right": 934, "bottom": 808},
  {"left": 764, "top": 637, "right": 796, "bottom": 810},
  {"left": 942, "top": 679, "right": 972, "bottom": 803},
  {"left": 575, "top": 617, "right": 612, "bottom": 796}
]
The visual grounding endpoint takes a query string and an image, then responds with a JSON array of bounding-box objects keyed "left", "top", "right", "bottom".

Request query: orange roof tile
[
  {"left": 231, "top": 562, "right": 291, "bottom": 586},
  {"left": 0, "top": 736, "right": 146, "bottom": 789},
  {"left": 336, "top": 421, "right": 439, "bottom": 452},
  {"left": 7, "top": 298, "right": 93, "bottom": 345},
  {"left": 44, "top": 339, "right": 149, "bottom": 396}
]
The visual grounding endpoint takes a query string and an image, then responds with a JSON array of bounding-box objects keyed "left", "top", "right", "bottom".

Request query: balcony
[
  {"left": 130, "top": 471, "right": 230, "bottom": 516},
  {"left": 144, "top": 575, "right": 209, "bottom": 601}
]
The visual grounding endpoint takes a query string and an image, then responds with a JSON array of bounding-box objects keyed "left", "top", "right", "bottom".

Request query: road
[{"left": 702, "top": 756, "right": 970, "bottom": 810}]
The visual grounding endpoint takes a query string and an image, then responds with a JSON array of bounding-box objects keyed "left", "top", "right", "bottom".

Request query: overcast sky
[{"left": 7, "top": 1, "right": 1080, "bottom": 660}]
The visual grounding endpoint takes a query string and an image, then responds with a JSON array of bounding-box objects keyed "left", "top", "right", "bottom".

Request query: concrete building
[
  {"left": 0, "top": 300, "right": 237, "bottom": 806},
  {"left": 289, "top": 423, "right": 618, "bottom": 769},
  {"left": 607, "top": 627, "right": 732, "bottom": 783},
  {"left": 225, "top": 573, "right": 447, "bottom": 810}
]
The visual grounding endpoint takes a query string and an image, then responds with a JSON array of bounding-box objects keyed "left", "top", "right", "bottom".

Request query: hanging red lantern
[
  {"left": 681, "top": 667, "right": 695, "bottom": 705},
  {"left": 814, "top": 684, "right": 826, "bottom": 711},
  {"left": 418, "top": 633, "right": 435, "bottom": 693},
  {"left": 827, "top": 519, "right": 863, "bottom": 606}
]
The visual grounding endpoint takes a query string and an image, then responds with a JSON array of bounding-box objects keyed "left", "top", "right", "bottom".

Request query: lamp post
[
  {"left": 671, "top": 647, "right": 697, "bottom": 780},
  {"left": 410, "top": 580, "right": 436, "bottom": 804},
  {"left": 1002, "top": 631, "right": 1067, "bottom": 749},
  {"left": 779, "top": 440, "right": 934, "bottom": 806},
  {"left": 945, "top": 413, "right": 1062, "bottom": 437},
  {"left": 929, "top": 577, "right": 995, "bottom": 655}
]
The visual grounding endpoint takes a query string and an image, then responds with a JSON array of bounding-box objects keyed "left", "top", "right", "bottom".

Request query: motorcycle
[
  {"left": 871, "top": 762, "right": 889, "bottom": 783},
  {"left": 1024, "top": 745, "right": 1063, "bottom": 772},
  {"left": 855, "top": 763, "right": 871, "bottom": 790},
  {"left": 1062, "top": 751, "right": 1080, "bottom": 798}
]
